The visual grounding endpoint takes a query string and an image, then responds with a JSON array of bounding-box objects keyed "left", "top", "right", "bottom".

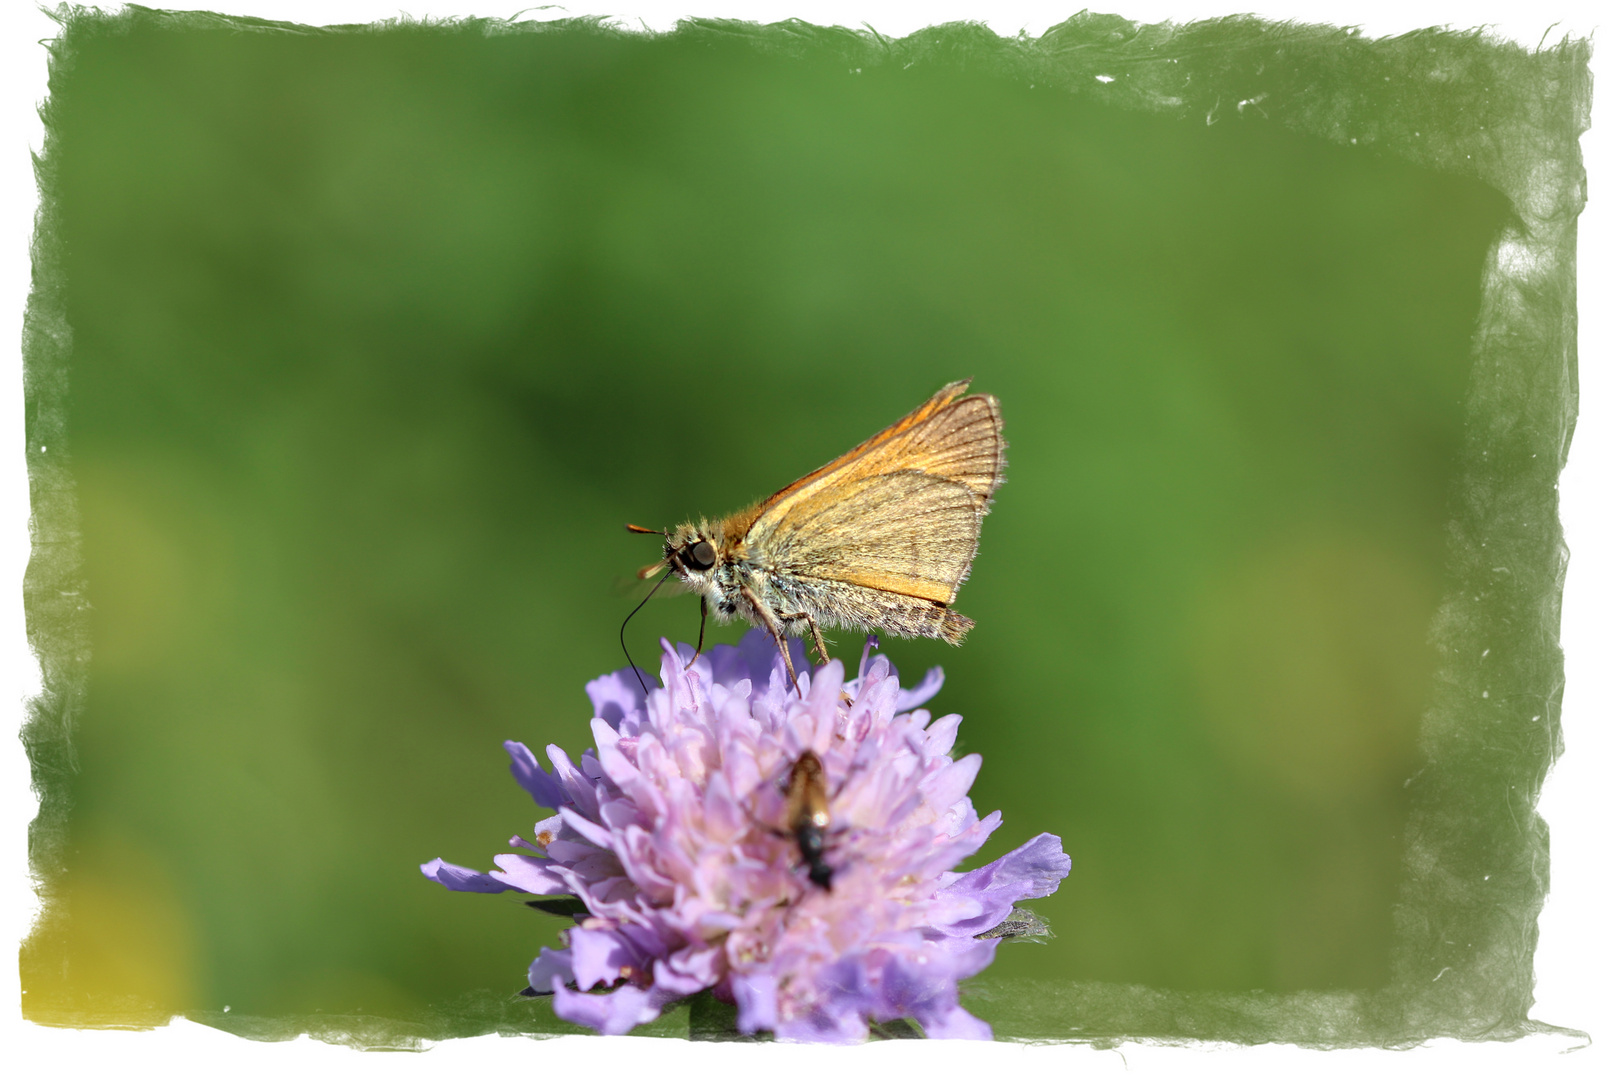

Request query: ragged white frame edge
[{"left": 1, "top": 2, "right": 1612, "bottom": 1077}]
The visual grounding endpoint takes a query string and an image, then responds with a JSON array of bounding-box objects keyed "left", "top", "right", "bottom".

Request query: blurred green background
[{"left": 24, "top": 15, "right": 1511, "bottom": 1034}]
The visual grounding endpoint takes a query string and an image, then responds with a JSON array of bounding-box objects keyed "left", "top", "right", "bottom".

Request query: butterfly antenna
[
  {"left": 621, "top": 568, "right": 676, "bottom": 695},
  {"left": 685, "top": 597, "right": 707, "bottom": 671}
]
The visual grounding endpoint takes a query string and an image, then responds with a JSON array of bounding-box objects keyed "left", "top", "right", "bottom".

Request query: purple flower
[{"left": 422, "top": 630, "right": 1069, "bottom": 1042}]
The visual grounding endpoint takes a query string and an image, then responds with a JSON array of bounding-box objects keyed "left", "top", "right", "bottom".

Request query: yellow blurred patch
[{"left": 21, "top": 824, "right": 200, "bottom": 1026}]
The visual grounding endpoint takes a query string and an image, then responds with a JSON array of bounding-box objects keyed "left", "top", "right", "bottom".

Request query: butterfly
[{"left": 624, "top": 380, "right": 1005, "bottom": 690}]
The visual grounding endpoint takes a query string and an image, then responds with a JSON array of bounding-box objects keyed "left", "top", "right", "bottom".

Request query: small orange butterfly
[{"left": 625, "top": 380, "right": 1005, "bottom": 688}]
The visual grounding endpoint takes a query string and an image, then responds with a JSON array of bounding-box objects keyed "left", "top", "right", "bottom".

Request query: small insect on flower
[
  {"left": 624, "top": 380, "right": 1005, "bottom": 689},
  {"left": 783, "top": 750, "right": 834, "bottom": 890}
]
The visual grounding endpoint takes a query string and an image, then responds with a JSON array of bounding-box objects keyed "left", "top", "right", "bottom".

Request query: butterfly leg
[
  {"left": 780, "top": 612, "right": 851, "bottom": 707},
  {"left": 737, "top": 580, "right": 802, "bottom": 694},
  {"left": 684, "top": 597, "right": 707, "bottom": 671},
  {"left": 779, "top": 611, "right": 832, "bottom": 667}
]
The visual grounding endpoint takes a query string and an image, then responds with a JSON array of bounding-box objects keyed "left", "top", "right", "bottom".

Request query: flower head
[{"left": 423, "top": 630, "right": 1069, "bottom": 1041}]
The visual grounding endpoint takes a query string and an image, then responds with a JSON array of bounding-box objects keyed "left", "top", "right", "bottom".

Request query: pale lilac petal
[
  {"left": 652, "top": 943, "right": 724, "bottom": 996},
  {"left": 420, "top": 857, "right": 517, "bottom": 894},
  {"left": 490, "top": 852, "right": 571, "bottom": 895},
  {"left": 591, "top": 718, "right": 641, "bottom": 790},
  {"left": 855, "top": 638, "right": 882, "bottom": 679},
  {"left": 551, "top": 978, "right": 671, "bottom": 1035},
  {"left": 917, "top": 1005, "right": 993, "bottom": 1041},
  {"left": 713, "top": 629, "right": 799, "bottom": 688},
  {"left": 577, "top": 748, "right": 607, "bottom": 782},
  {"left": 558, "top": 807, "right": 615, "bottom": 850},
  {"left": 544, "top": 838, "right": 600, "bottom": 862},
  {"left": 617, "top": 921, "right": 671, "bottom": 959},
  {"left": 921, "top": 713, "right": 963, "bottom": 758},
  {"left": 505, "top": 741, "right": 565, "bottom": 809},
  {"left": 935, "top": 833, "right": 1071, "bottom": 938},
  {"left": 920, "top": 753, "right": 982, "bottom": 814},
  {"left": 777, "top": 1009, "right": 871, "bottom": 1044},
  {"left": 557, "top": 849, "right": 625, "bottom": 883},
  {"left": 585, "top": 668, "right": 648, "bottom": 725},
  {"left": 569, "top": 926, "right": 641, "bottom": 989},
  {"left": 545, "top": 745, "right": 600, "bottom": 819},
  {"left": 704, "top": 638, "right": 755, "bottom": 690},
  {"left": 656, "top": 644, "right": 701, "bottom": 711},
  {"left": 817, "top": 953, "right": 877, "bottom": 1015},
  {"left": 877, "top": 950, "right": 953, "bottom": 1014},
  {"left": 943, "top": 937, "right": 999, "bottom": 982},
  {"left": 598, "top": 797, "right": 645, "bottom": 832},
  {"left": 895, "top": 666, "right": 946, "bottom": 712},
  {"left": 528, "top": 947, "right": 573, "bottom": 991},
  {"left": 732, "top": 972, "right": 779, "bottom": 1033}
]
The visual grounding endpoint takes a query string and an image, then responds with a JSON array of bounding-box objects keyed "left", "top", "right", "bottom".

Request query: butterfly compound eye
[{"left": 689, "top": 540, "right": 716, "bottom": 569}]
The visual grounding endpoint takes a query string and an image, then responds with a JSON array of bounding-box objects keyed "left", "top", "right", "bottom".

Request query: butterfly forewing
[
  {"left": 759, "top": 472, "right": 982, "bottom": 601},
  {"left": 868, "top": 393, "right": 1003, "bottom": 504},
  {"left": 741, "top": 383, "right": 1005, "bottom": 605},
  {"left": 744, "top": 382, "right": 997, "bottom": 522}
]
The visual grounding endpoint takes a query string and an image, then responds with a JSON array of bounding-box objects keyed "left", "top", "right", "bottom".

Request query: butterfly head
[{"left": 662, "top": 521, "right": 722, "bottom": 588}]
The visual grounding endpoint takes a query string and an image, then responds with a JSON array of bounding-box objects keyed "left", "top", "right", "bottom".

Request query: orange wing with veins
[{"left": 736, "top": 381, "right": 1005, "bottom": 604}]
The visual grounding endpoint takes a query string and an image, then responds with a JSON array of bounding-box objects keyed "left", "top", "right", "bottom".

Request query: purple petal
[
  {"left": 875, "top": 946, "right": 996, "bottom": 1039},
  {"left": 552, "top": 848, "right": 624, "bottom": 885},
  {"left": 818, "top": 953, "right": 876, "bottom": 1013},
  {"left": 856, "top": 635, "right": 881, "bottom": 678},
  {"left": 545, "top": 745, "right": 601, "bottom": 819},
  {"left": 569, "top": 926, "right": 642, "bottom": 990},
  {"left": 651, "top": 943, "right": 724, "bottom": 996},
  {"left": 920, "top": 753, "right": 982, "bottom": 814},
  {"left": 559, "top": 807, "right": 616, "bottom": 850},
  {"left": 585, "top": 667, "right": 648, "bottom": 726},
  {"left": 490, "top": 853, "right": 571, "bottom": 895},
  {"left": 877, "top": 951, "right": 951, "bottom": 1015},
  {"left": 921, "top": 713, "right": 963, "bottom": 758},
  {"left": 656, "top": 643, "right": 703, "bottom": 709},
  {"left": 617, "top": 921, "right": 672, "bottom": 959},
  {"left": 528, "top": 947, "right": 573, "bottom": 992},
  {"left": 942, "top": 937, "right": 999, "bottom": 982},
  {"left": 551, "top": 977, "right": 673, "bottom": 1036},
  {"left": 505, "top": 741, "right": 565, "bottom": 809},
  {"left": 591, "top": 718, "right": 641, "bottom": 790},
  {"left": 598, "top": 796, "right": 646, "bottom": 832},
  {"left": 725, "top": 629, "right": 794, "bottom": 687},
  {"left": 728, "top": 631, "right": 810, "bottom": 690},
  {"left": 918, "top": 1004, "right": 993, "bottom": 1041},
  {"left": 731, "top": 973, "right": 779, "bottom": 1034},
  {"left": 704, "top": 637, "right": 754, "bottom": 690},
  {"left": 420, "top": 857, "right": 519, "bottom": 894},
  {"left": 935, "top": 833, "right": 1071, "bottom": 937},
  {"left": 895, "top": 665, "right": 945, "bottom": 711},
  {"left": 776, "top": 1009, "right": 872, "bottom": 1044}
]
